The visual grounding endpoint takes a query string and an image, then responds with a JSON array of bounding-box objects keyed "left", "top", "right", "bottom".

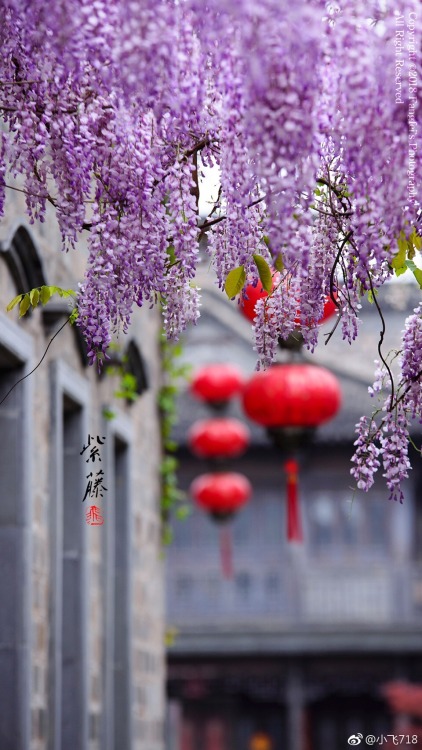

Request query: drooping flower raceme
[
  {"left": 0, "top": 0, "right": 420, "bottom": 494},
  {"left": 351, "top": 307, "right": 422, "bottom": 502}
]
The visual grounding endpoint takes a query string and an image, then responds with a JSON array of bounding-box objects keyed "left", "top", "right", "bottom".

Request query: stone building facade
[{"left": 0, "top": 190, "right": 165, "bottom": 750}]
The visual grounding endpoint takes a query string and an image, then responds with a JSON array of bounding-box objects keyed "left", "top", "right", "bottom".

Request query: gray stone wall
[{"left": 0, "top": 189, "right": 165, "bottom": 750}]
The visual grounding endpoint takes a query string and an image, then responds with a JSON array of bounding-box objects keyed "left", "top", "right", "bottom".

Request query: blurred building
[
  {"left": 165, "top": 269, "right": 422, "bottom": 750},
  {"left": 0, "top": 193, "right": 165, "bottom": 750}
]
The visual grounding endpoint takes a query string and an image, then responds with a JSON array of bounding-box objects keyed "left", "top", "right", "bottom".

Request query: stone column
[{"left": 286, "top": 664, "right": 305, "bottom": 750}]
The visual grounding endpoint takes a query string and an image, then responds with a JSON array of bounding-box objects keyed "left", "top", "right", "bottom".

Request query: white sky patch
[{"left": 198, "top": 162, "right": 221, "bottom": 218}]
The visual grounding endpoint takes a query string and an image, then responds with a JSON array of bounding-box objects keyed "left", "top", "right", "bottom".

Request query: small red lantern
[
  {"left": 242, "top": 363, "right": 341, "bottom": 428},
  {"left": 191, "top": 472, "right": 252, "bottom": 519},
  {"left": 190, "top": 364, "right": 244, "bottom": 405},
  {"left": 242, "top": 363, "right": 341, "bottom": 543},
  {"left": 191, "top": 472, "right": 252, "bottom": 577},
  {"left": 188, "top": 418, "right": 250, "bottom": 459}
]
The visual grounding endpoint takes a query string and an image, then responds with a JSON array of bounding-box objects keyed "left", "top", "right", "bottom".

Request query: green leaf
[
  {"left": 407, "top": 243, "right": 416, "bottom": 260},
  {"left": 102, "top": 407, "right": 116, "bottom": 421},
  {"left": 405, "top": 259, "right": 422, "bottom": 289},
  {"left": 175, "top": 504, "right": 191, "bottom": 520},
  {"left": 6, "top": 294, "right": 23, "bottom": 312},
  {"left": 114, "top": 372, "right": 138, "bottom": 402},
  {"left": 391, "top": 233, "right": 408, "bottom": 275},
  {"left": 162, "top": 525, "right": 173, "bottom": 546},
  {"left": 30, "top": 288, "right": 40, "bottom": 307},
  {"left": 69, "top": 308, "right": 78, "bottom": 325},
  {"left": 253, "top": 254, "right": 273, "bottom": 293},
  {"left": 40, "top": 285, "right": 53, "bottom": 305},
  {"left": 122, "top": 372, "right": 137, "bottom": 389},
  {"left": 274, "top": 253, "right": 284, "bottom": 272},
  {"left": 56, "top": 287, "right": 75, "bottom": 299},
  {"left": 224, "top": 265, "right": 246, "bottom": 298},
  {"left": 166, "top": 244, "right": 177, "bottom": 266},
  {"left": 409, "top": 227, "right": 422, "bottom": 252},
  {"left": 115, "top": 389, "right": 137, "bottom": 402},
  {"left": 19, "top": 294, "right": 30, "bottom": 318},
  {"left": 395, "top": 265, "right": 408, "bottom": 277}
]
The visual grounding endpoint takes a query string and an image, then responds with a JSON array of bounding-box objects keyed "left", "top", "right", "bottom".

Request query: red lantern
[
  {"left": 188, "top": 418, "right": 250, "bottom": 459},
  {"left": 191, "top": 472, "right": 252, "bottom": 518},
  {"left": 191, "top": 472, "right": 252, "bottom": 578},
  {"left": 242, "top": 363, "right": 341, "bottom": 543},
  {"left": 240, "top": 277, "right": 337, "bottom": 326},
  {"left": 190, "top": 364, "right": 244, "bottom": 405},
  {"left": 318, "top": 294, "right": 338, "bottom": 324},
  {"left": 240, "top": 274, "right": 280, "bottom": 322},
  {"left": 242, "top": 363, "right": 341, "bottom": 428}
]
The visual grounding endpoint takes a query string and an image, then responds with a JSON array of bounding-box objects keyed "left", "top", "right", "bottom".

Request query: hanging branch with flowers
[{"left": 0, "top": 0, "right": 421, "bottom": 500}]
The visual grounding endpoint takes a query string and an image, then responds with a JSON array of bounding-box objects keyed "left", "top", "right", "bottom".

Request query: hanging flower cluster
[
  {"left": 0, "top": 0, "right": 421, "bottom": 494},
  {"left": 351, "top": 304, "right": 422, "bottom": 504}
]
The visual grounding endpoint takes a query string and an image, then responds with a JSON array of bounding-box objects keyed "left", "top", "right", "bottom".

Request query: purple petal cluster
[
  {"left": 351, "top": 417, "right": 381, "bottom": 493},
  {"left": 253, "top": 274, "right": 301, "bottom": 368},
  {"left": 401, "top": 306, "right": 422, "bottom": 420},
  {"left": 380, "top": 405, "right": 411, "bottom": 504},
  {"left": 351, "top": 348, "right": 418, "bottom": 502},
  {"left": 352, "top": 403, "right": 410, "bottom": 503},
  {"left": 0, "top": 0, "right": 421, "bottom": 501}
]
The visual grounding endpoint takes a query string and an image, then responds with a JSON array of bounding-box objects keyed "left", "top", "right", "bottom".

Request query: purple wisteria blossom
[
  {"left": 351, "top": 306, "right": 422, "bottom": 502},
  {"left": 0, "top": 0, "right": 421, "bottom": 498}
]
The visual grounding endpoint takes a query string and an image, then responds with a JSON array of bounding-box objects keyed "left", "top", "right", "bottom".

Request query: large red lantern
[
  {"left": 242, "top": 363, "right": 341, "bottom": 428},
  {"left": 188, "top": 418, "right": 250, "bottom": 459},
  {"left": 190, "top": 472, "right": 252, "bottom": 577},
  {"left": 242, "top": 363, "right": 341, "bottom": 543},
  {"left": 240, "top": 274, "right": 280, "bottom": 322},
  {"left": 190, "top": 364, "right": 244, "bottom": 405},
  {"left": 319, "top": 294, "right": 338, "bottom": 324},
  {"left": 240, "top": 277, "right": 337, "bottom": 326}
]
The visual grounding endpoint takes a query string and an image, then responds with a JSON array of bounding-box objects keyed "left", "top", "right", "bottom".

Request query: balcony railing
[{"left": 166, "top": 557, "right": 422, "bottom": 627}]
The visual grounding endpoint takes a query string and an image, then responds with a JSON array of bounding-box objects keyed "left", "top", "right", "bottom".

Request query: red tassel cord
[
  {"left": 219, "top": 525, "right": 234, "bottom": 578},
  {"left": 284, "top": 459, "right": 303, "bottom": 543}
]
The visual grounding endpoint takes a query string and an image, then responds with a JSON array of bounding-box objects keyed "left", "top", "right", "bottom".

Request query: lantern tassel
[
  {"left": 219, "top": 525, "right": 234, "bottom": 578},
  {"left": 284, "top": 459, "right": 303, "bottom": 543}
]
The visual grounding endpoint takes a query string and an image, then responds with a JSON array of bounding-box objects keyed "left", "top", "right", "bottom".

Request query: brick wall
[{"left": 0, "top": 190, "right": 165, "bottom": 750}]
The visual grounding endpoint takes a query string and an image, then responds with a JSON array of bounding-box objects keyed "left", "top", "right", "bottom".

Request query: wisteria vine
[{"left": 0, "top": 0, "right": 421, "bottom": 499}]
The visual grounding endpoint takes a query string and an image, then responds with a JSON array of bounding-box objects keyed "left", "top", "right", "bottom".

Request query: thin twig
[
  {"left": 4, "top": 183, "right": 49, "bottom": 200},
  {"left": 198, "top": 195, "right": 266, "bottom": 237},
  {"left": 366, "top": 271, "right": 395, "bottom": 411},
  {"left": 324, "top": 310, "right": 342, "bottom": 346},
  {"left": 329, "top": 230, "right": 352, "bottom": 309},
  {"left": 0, "top": 317, "right": 70, "bottom": 407},
  {"left": 0, "top": 80, "right": 40, "bottom": 85}
]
